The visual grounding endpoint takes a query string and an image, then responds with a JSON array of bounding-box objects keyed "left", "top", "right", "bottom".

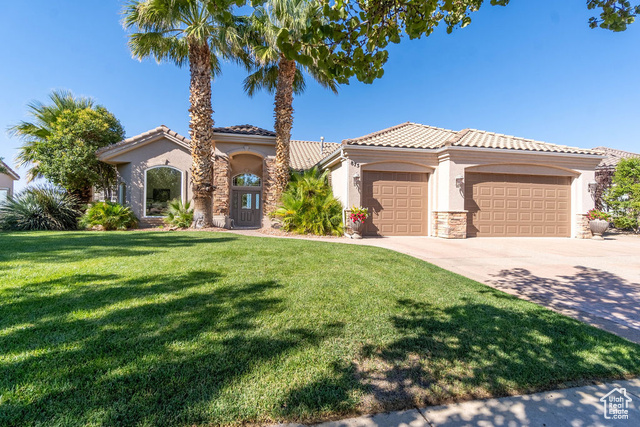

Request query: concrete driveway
[{"left": 356, "top": 234, "right": 640, "bottom": 343}]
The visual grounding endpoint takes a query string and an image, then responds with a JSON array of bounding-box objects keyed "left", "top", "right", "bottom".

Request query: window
[
  {"left": 145, "top": 167, "right": 182, "bottom": 216},
  {"left": 232, "top": 173, "right": 261, "bottom": 187},
  {"left": 118, "top": 182, "right": 126, "bottom": 206},
  {"left": 0, "top": 189, "right": 8, "bottom": 205}
]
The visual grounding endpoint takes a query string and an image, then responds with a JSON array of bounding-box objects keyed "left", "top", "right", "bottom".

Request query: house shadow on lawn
[
  {"left": 487, "top": 266, "right": 640, "bottom": 342},
  {"left": 0, "top": 231, "right": 238, "bottom": 267},
  {"left": 1, "top": 270, "right": 344, "bottom": 426},
  {"left": 279, "top": 296, "right": 640, "bottom": 424}
]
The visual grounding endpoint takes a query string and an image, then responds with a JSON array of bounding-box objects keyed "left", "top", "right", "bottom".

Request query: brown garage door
[
  {"left": 465, "top": 173, "right": 571, "bottom": 237},
  {"left": 362, "top": 171, "right": 428, "bottom": 236}
]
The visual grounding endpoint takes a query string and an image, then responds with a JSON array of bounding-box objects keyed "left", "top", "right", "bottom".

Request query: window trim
[{"left": 143, "top": 165, "right": 184, "bottom": 218}]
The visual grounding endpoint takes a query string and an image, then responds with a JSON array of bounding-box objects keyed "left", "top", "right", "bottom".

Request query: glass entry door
[{"left": 231, "top": 190, "right": 261, "bottom": 228}]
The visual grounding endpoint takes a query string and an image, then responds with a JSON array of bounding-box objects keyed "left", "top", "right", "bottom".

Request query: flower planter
[
  {"left": 589, "top": 219, "right": 609, "bottom": 240},
  {"left": 350, "top": 220, "right": 364, "bottom": 239}
]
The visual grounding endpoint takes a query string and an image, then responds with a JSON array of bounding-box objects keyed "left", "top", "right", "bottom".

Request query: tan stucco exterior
[
  {"left": 0, "top": 161, "right": 20, "bottom": 202},
  {"left": 97, "top": 124, "right": 602, "bottom": 237},
  {"left": 323, "top": 144, "right": 602, "bottom": 238}
]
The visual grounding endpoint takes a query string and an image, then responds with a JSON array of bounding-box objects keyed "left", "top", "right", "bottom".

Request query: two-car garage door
[
  {"left": 362, "top": 170, "right": 571, "bottom": 238},
  {"left": 465, "top": 173, "right": 571, "bottom": 237}
]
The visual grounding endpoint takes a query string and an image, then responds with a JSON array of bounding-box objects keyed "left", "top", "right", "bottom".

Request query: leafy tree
[
  {"left": 243, "top": 0, "right": 338, "bottom": 208},
  {"left": 604, "top": 157, "right": 640, "bottom": 233},
  {"left": 124, "top": 0, "right": 247, "bottom": 228},
  {"left": 9, "top": 91, "right": 124, "bottom": 204},
  {"left": 273, "top": 0, "right": 640, "bottom": 83}
]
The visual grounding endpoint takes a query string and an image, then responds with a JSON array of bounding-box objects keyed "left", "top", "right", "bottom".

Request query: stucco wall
[
  {"left": 110, "top": 138, "right": 193, "bottom": 222},
  {"left": 0, "top": 173, "right": 15, "bottom": 196}
]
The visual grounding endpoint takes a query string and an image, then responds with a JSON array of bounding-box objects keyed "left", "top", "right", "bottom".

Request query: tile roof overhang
[
  {"left": 341, "top": 122, "right": 602, "bottom": 156},
  {"left": 593, "top": 146, "right": 640, "bottom": 169},
  {"left": 0, "top": 160, "right": 20, "bottom": 180}
]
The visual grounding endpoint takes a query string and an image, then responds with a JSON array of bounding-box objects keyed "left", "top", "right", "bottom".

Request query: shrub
[
  {"left": 164, "top": 199, "right": 193, "bottom": 228},
  {"left": 81, "top": 201, "right": 138, "bottom": 231},
  {"left": 274, "top": 167, "right": 343, "bottom": 236},
  {"left": 349, "top": 206, "right": 369, "bottom": 224},
  {"left": 604, "top": 157, "right": 640, "bottom": 233},
  {"left": 0, "top": 186, "right": 81, "bottom": 231}
]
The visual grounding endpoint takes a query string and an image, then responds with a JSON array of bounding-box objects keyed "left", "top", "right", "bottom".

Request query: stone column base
[
  {"left": 433, "top": 211, "right": 467, "bottom": 239},
  {"left": 575, "top": 214, "right": 592, "bottom": 239},
  {"left": 213, "top": 155, "right": 230, "bottom": 216}
]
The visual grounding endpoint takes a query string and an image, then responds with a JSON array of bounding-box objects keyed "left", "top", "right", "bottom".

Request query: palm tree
[
  {"left": 243, "top": 0, "right": 337, "bottom": 209},
  {"left": 9, "top": 90, "right": 94, "bottom": 182},
  {"left": 124, "top": 0, "right": 246, "bottom": 227}
]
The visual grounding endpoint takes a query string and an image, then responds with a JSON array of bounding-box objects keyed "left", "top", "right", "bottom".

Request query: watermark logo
[{"left": 600, "top": 387, "right": 632, "bottom": 420}]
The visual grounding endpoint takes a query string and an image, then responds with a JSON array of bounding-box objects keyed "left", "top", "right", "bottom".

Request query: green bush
[
  {"left": 0, "top": 186, "right": 81, "bottom": 231},
  {"left": 274, "top": 167, "right": 344, "bottom": 236},
  {"left": 164, "top": 199, "right": 193, "bottom": 228},
  {"left": 604, "top": 157, "right": 640, "bottom": 233},
  {"left": 81, "top": 201, "right": 138, "bottom": 231}
]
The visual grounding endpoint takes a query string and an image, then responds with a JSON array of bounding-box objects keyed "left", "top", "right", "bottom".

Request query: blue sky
[{"left": 1, "top": 0, "right": 639, "bottom": 191}]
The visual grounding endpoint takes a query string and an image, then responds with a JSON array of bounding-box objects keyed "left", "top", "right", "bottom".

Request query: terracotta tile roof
[
  {"left": 343, "top": 122, "right": 458, "bottom": 149},
  {"left": 96, "top": 125, "right": 188, "bottom": 155},
  {"left": 213, "top": 124, "right": 275, "bottom": 137},
  {"left": 457, "top": 129, "right": 600, "bottom": 155},
  {"left": 290, "top": 139, "right": 340, "bottom": 170},
  {"left": 593, "top": 146, "right": 640, "bottom": 169},
  {"left": 0, "top": 159, "right": 20, "bottom": 180},
  {"left": 343, "top": 122, "right": 601, "bottom": 155}
]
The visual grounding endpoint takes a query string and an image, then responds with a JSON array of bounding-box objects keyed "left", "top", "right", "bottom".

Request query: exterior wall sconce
[
  {"left": 455, "top": 175, "right": 464, "bottom": 189},
  {"left": 588, "top": 182, "right": 598, "bottom": 194},
  {"left": 353, "top": 172, "right": 361, "bottom": 186}
]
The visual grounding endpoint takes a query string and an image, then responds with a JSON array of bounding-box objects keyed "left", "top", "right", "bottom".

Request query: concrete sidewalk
[{"left": 288, "top": 378, "right": 640, "bottom": 427}]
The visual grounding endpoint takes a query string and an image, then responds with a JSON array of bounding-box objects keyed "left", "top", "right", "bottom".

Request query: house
[
  {"left": 96, "top": 122, "right": 603, "bottom": 238},
  {"left": 0, "top": 160, "right": 20, "bottom": 204}
]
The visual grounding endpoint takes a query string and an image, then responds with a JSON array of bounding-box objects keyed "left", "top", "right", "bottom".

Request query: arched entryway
[{"left": 229, "top": 153, "right": 263, "bottom": 228}]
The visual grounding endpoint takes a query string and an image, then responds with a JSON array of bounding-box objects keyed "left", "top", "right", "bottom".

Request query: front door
[{"left": 232, "top": 190, "right": 261, "bottom": 228}]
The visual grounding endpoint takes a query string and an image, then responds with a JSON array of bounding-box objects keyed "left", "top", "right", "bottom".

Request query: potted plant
[
  {"left": 587, "top": 209, "right": 610, "bottom": 240},
  {"left": 349, "top": 206, "right": 369, "bottom": 239}
]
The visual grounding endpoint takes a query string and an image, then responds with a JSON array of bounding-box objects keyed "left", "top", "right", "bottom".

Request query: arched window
[
  {"left": 232, "top": 173, "right": 261, "bottom": 187},
  {"left": 145, "top": 166, "right": 183, "bottom": 216}
]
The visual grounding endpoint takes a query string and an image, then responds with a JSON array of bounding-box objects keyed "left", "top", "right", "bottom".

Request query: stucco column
[{"left": 433, "top": 151, "right": 467, "bottom": 238}]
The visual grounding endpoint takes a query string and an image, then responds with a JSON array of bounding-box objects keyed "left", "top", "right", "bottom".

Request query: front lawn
[{"left": 1, "top": 231, "right": 639, "bottom": 426}]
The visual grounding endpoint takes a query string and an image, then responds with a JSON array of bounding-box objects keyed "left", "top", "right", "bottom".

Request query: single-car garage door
[
  {"left": 362, "top": 171, "right": 428, "bottom": 236},
  {"left": 465, "top": 173, "right": 571, "bottom": 237}
]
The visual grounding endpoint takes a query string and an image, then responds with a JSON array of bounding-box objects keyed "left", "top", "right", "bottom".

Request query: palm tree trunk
[
  {"left": 272, "top": 54, "right": 297, "bottom": 209},
  {"left": 188, "top": 41, "right": 215, "bottom": 228}
]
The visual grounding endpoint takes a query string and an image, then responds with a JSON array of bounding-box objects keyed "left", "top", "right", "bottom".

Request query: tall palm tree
[
  {"left": 124, "top": 0, "right": 246, "bottom": 227},
  {"left": 9, "top": 90, "right": 95, "bottom": 182},
  {"left": 243, "top": 0, "right": 338, "bottom": 209}
]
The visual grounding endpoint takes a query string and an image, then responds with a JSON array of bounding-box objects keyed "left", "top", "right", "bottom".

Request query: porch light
[
  {"left": 455, "top": 175, "right": 464, "bottom": 189},
  {"left": 588, "top": 182, "right": 598, "bottom": 194},
  {"left": 353, "top": 172, "right": 361, "bottom": 186}
]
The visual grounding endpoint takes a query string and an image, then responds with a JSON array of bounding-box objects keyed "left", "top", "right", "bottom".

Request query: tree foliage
[
  {"left": 604, "top": 157, "right": 640, "bottom": 232},
  {"left": 9, "top": 91, "right": 124, "bottom": 203},
  {"left": 271, "top": 0, "right": 640, "bottom": 83}
]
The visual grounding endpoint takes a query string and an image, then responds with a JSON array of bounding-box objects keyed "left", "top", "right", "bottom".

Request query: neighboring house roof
[
  {"left": 0, "top": 159, "right": 20, "bottom": 180},
  {"left": 213, "top": 124, "right": 275, "bottom": 137},
  {"left": 593, "top": 146, "right": 640, "bottom": 169},
  {"left": 343, "top": 122, "right": 601, "bottom": 155},
  {"left": 290, "top": 140, "right": 340, "bottom": 170}
]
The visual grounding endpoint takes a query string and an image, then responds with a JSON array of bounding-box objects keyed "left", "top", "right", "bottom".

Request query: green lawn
[{"left": 1, "top": 231, "right": 639, "bottom": 426}]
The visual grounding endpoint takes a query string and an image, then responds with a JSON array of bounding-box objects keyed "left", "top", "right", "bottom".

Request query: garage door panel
[
  {"left": 363, "top": 171, "right": 428, "bottom": 236},
  {"left": 465, "top": 173, "right": 570, "bottom": 237}
]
